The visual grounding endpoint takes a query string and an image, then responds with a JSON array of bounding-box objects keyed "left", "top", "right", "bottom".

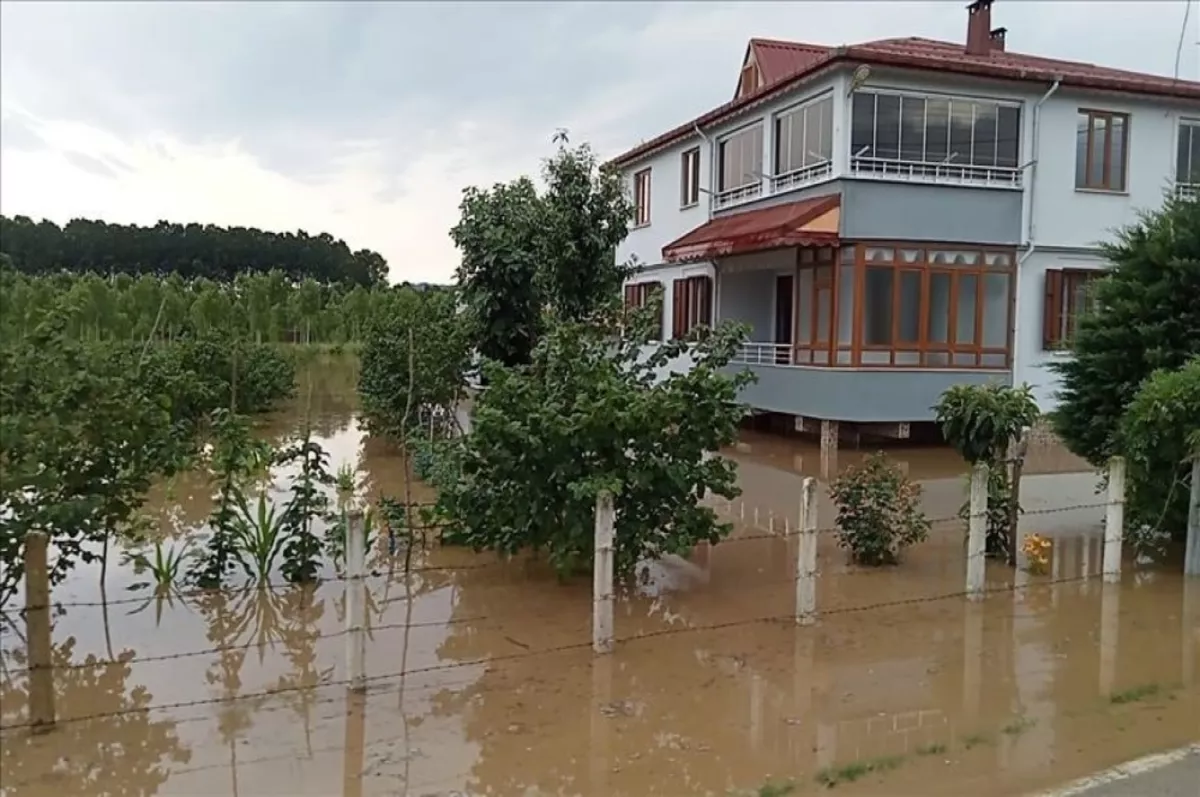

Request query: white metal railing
[
  {"left": 850, "top": 157, "right": 1022, "bottom": 189},
  {"left": 770, "top": 161, "right": 833, "bottom": 193},
  {"left": 712, "top": 182, "right": 763, "bottom": 210},
  {"left": 1176, "top": 182, "right": 1199, "bottom": 200},
  {"left": 732, "top": 342, "right": 794, "bottom": 366}
]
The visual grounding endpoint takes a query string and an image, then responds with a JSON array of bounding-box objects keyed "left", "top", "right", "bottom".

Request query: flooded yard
[{"left": 2, "top": 360, "right": 1197, "bottom": 796}]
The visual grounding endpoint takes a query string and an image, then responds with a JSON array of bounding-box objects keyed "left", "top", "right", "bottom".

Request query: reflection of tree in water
[{"left": 0, "top": 632, "right": 191, "bottom": 796}]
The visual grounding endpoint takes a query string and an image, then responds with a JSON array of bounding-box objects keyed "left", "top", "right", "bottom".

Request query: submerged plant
[
  {"left": 276, "top": 429, "right": 334, "bottom": 583},
  {"left": 829, "top": 453, "right": 930, "bottom": 566},
  {"left": 1021, "top": 533, "right": 1052, "bottom": 575},
  {"left": 190, "top": 409, "right": 262, "bottom": 587},
  {"left": 124, "top": 539, "right": 195, "bottom": 590},
  {"left": 230, "top": 490, "right": 288, "bottom": 581}
]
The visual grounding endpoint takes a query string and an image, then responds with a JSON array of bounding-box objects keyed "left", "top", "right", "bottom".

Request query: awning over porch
[{"left": 661, "top": 193, "right": 840, "bottom": 263}]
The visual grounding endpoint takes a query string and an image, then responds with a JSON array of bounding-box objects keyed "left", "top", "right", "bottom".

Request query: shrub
[{"left": 829, "top": 453, "right": 930, "bottom": 566}]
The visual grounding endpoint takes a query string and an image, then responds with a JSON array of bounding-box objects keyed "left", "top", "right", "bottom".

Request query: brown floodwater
[{"left": 1, "top": 358, "right": 1197, "bottom": 796}]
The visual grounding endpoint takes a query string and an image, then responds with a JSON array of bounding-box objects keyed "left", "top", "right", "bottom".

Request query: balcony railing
[
  {"left": 712, "top": 182, "right": 762, "bottom": 210},
  {"left": 1176, "top": 183, "right": 1199, "bottom": 200},
  {"left": 850, "top": 157, "right": 1022, "bottom": 189},
  {"left": 732, "top": 342, "right": 794, "bottom": 366},
  {"left": 770, "top": 161, "right": 833, "bottom": 193}
]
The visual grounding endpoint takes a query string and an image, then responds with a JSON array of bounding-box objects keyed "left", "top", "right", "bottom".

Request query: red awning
[{"left": 661, "top": 193, "right": 840, "bottom": 263}]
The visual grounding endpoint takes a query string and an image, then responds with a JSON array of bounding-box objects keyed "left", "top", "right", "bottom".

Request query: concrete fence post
[
  {"left": 966, "top": 464, "right": 989, "bottom": 600},
  {"left": 24, "top": 531, "right": 55, "bottom": 734},
  {"left": 1185, "top": 456, "right": 1200, "bottom": 577},
  {"left": 1102, "top": 456, "right": 1126, "bottom": 584},
  {"left": 593, "top": 491, "right": 615, "bottom": 655},
  {"left": 345, "top": 508, "right": 367, "bottom": 693},
  {"left": 795, "top": 477, "right": 818, "bottom": 626}
]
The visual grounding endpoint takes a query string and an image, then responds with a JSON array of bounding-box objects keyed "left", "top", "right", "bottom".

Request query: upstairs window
[
  {"left": 1043, "top": 268, "right": 1103, "bottom": 350},
  {"left": 633, "top": 168, "right": 651, "bottom": 226},
  {"left": 671, "top": 275, "right": 713, "bottom": 338},
  {"left": 1176, "top": 119, "right": 1200, "bottom": 194},
  {"left": 850, "top": 90, "right": 1021, "bottom": 186},
  {"left": 680, "top": 147, "right": 701, "bottom": 207},
  {"left": 1075, "top": 110, "right": 1129, "bottom": 192},
  {"left": 774, "top": 95, "right": 833, "bottom": 189},
  {"left": 716, "top": 125, "right": 763, "bottom": 206}
]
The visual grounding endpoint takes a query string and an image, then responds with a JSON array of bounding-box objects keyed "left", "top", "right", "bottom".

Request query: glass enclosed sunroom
[{"left": 641, "top": 194, "right": 1015, "bottom": 424}]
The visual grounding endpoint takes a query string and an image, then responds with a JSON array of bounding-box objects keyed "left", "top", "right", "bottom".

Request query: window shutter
[
  {"left": 1043, "top": 269, "right": 1064, "bottom": 349},
  {"left": 700, "top": 277, "right": 714, "bottom": 326},
  {"left": 649, "top": 283, "right": 664, "bottom": 340},
  {"left": 672, "top": 279, "right": 686, "bottom": 339},
  {"left": 624, "top": 284, "right": 637, "bottom": 309}
]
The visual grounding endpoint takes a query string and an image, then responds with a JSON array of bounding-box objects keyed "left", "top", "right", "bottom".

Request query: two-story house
[{"left": 612, "top": 0, "right": 1200, "bottom": 454}]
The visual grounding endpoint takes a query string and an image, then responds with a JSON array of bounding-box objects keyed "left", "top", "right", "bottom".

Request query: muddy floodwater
[{"left": 2, "top": 358, "right": 1197, "bottom": 796}]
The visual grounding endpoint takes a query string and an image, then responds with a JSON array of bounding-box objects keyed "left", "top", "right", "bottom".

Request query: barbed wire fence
[{"left": 2, "top": 455, "right": 1197, "bottom": 738}]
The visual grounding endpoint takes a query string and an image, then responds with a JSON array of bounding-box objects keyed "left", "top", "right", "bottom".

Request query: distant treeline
[{"left": 0, "top": 215, "right": 389, "bottom": 286}]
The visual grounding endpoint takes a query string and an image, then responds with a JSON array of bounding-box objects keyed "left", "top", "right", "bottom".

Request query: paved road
[{"left": 1033, "top": 746, "right": 1200, "bottom": 797}]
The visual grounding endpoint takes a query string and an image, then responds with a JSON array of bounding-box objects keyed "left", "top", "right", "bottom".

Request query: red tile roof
[
  {"left": 612, "top": 36, "right": 1200, "bottom": 168},
  {"left": 661, "top": 193, "right": 840, "bottom": 263}
]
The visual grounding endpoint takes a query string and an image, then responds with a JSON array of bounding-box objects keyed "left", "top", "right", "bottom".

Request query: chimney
[
  {"left": 989, "top": 27, "right": 1007, "bottom": 52},
  {"left": 965, "top": 0, "right": 993, "bottom": 56}
]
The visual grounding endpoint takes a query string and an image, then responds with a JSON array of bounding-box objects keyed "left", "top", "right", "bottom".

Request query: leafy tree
[
  {"left": 450, "top": 178, "right": 545, "bottom": 368},
  {"left": 934, "top": 382, "right": 1039, "bottom": 561},
  {"left": 1052, "top": 193, "right": 1200, "bottom": 544},
  {"left": 433, "top": 308, "right": 753, "bottom": 577},
  {"left": 1117, "top": 357, "right": 1200, "bottom": 549},
  {"left": 0, "top": 215, "right": 388, "bottom": 285}
]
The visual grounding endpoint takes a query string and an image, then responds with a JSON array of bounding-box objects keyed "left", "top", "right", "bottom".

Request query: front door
[{"left": 774, "top": 274, "right": 794, "bottom": 364}]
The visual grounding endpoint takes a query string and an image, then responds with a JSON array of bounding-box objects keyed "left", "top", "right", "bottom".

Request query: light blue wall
[
  {"left": 726, "top": 363, "right": 1012, "bottom": 423},
  {"left": 840, "top": 181, "right": 1022, "bottom": 245},
  {"left": 717, "top": 269, "right": 775, "bottom": 339}
]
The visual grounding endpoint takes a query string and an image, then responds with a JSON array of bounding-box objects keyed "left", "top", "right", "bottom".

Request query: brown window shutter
[
  {"left": 1043, "top": 269, "right": 1064, "bottom": 349},
  {"left": 649, "top": 283, "right": 664, "bottom": 340},
  {"left": 624, "top": 284, "right": 637, "bottom": 308},
  {"left": 672, "top": 279, "right": 686, "bottom": 338}
]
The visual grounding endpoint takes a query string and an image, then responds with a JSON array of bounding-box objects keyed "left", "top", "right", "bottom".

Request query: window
[
  {"left": 1177, "top": 119, "right": 1200, "bottom": 192},
  {"left": 774, "top": 96, "right": 833, "bottom": 189},
  {"left": 633, "top": 168, "right": 651, "bottom": 226},
  {"left": 1075, "top": 110, "right": 1129, "bottom": 192},
  {"left": 717, "top": 125, "right": 763, "bottom": 197},
  {"left": 671, "top": 275, "right": 713, "bottom": 338},
  {"left": 1043, "top": 268, "right": 1102, "bottom": 349},
  {"left": 854, "top": 245, "right": 1013, "bottom": 368},
  {"left": 850, "top": 90, "right": 1021, "bottom": 185},
  {"left": 624, "top": 281, "right": 664, "bottom": 340},
  {"left": 680, "top": 147, "right": 701, "bottom": 207}
]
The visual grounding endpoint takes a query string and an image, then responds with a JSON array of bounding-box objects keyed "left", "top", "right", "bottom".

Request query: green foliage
[
  {"left": 829, "top": 453, "right": 930, "bottom": 566},
  {"left": 0, "top": 214, "right": 388, "bottom": 285},
  {"left": 935, "top": 383, "right": 1039, "bottom": 560},
  {"left": 0, "top": 325, "right": 189, "bottom": 606},
  {"left": 123, "top": 539, "right": 193, "bottom": 590},
  {"left": 1053, "top": 193, "right": 1200, "bottom": 466},
  {"left": 450, "top": 135, "right": 635, "bottom": 368},
  {"left": 1118, "top": 357, "right": 1200, "bottom": 548},
  {"left": 277, "top": 431, "right": 335, "bottom": 582},
  {"left": 229, "top": 490, "right": 288, "bottom": 581},
  {"left": 934, "top": 383, "right": 1039, "bottom": 465},
  {"left": 433, "top": 307, "right": 754, "bottom": 577},
  {"left": 358, "top": 286, "right": 471, "bottom": 442},
  {"left": 191, "top": 410, "right": 264, "bottom": 587}
]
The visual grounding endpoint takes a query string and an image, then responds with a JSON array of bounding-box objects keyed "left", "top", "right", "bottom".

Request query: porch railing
[{"left": 732, "top": 342, "right": 794, "bottom": 366}]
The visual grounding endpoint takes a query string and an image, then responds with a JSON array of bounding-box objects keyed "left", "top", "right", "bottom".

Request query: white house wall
[{"left": 617, "top": 140, "right": 710, "bottom": 269}]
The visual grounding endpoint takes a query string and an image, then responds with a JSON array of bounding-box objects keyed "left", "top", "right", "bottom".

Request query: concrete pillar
[{"left": 819, "top": 420, "right": 839, "bottom": 480}]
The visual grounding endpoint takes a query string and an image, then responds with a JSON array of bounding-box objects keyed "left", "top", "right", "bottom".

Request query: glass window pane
[
  {"left": 840, "top": 245, "right": 856, "bottom": 265},
  {"left": 875, "top": 94, "right": 901, "bottom": 160},
  {"left": 851, "top": 93, "right": 876, "bottom": 158},
  {"left": 925, "top": 351, "right": 950, "bottom": 366},
  {"left": 898, "top": 271, "right": 921, "bottom": 343},
  {"left": 816, "top": 287, "right": 831, "bottom": 342},
  {"left": 997, "top": 106, "right": 1020, "bottom": 168},
  {"left": 1190, "top": 123, "right": 1200, "bottom": 182},
  {"left": 952, "top": 352, "right": 977, "bottom": 366},
  {"left": 949, "top": 101, "right": 973, "bottom": 165},
  {"left": 802, "top": 104, "right": 819, "bottom": 167},
  {"left": 900, "top": 96, "right": 926, "bottom": 161},
  {"left": 1110, "top": 116, "right": 1126, "bottom": 191},
  {"left": 797, "top": 269, "right": 813, "bottom": 343},
  {"left": 894, "top": 351, "right": 920, "bottom": 365},
  {"left": 981, "top": 352, "right": 1006, "bottom": 367},
  {"left": 926, "top": 99, "right": 950, "bottom": 162},
  {"left": 814, "top": 97, "right": 832, "bottom": 161},
  {"left": 865, "top": 247, "right": 894, "bottom": 263},
  {"left": 838, "top": 264, "right": 854, "bottom": 345},
  {"left": 863, "top": 267, "right": 894, "bottom": 345},
  {"left": 955, "top": 274, "right": 977, "bottom": 344},
  {"left": 1088, "top": 116, "right": 1108, "bottom": 187},
  {"left": 927, "top": 273, "right": 951, "bottom": 344},
  {"left": 861, "top": 351, "right": 891, "bottom": 364},
  {"left": 1075, "top": 114, "right": 1089, "bottom": 188},
  {"left": 1179, "top": 123, "right": 1192, "bottom": 183},
  {"left": 774, "top": 116, "right": 791, "bottom": 174},
  {"left": 982, "top": 273, "right": 1009, "bottom": 347},
  {"left": 973, "top": 103, "right": 997, "bottom": 167}
]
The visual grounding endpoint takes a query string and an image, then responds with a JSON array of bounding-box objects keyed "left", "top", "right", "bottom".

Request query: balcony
[
  {"left": 1176, "top": 183, "right": 1199, "bottom": 201},
  {"left": 770, "top": 161, "right": 834, "bottom": 193},
  {"left": 850, "top": 156, "right": 1022, "bottom": 190},
  {"left": 713, "top": 182, "right": 763, "bottom": 210}
]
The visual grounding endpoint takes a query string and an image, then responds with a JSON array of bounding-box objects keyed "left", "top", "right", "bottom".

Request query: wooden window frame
[
  {"left": 1042, "top": 267, "right": 1102, "bottom": 350},
  {"left": 623, "top": 281, "right": 664, "bottom": 340},
  {"left": 633, "top": 168, "right": 652, "bottom": 226},
  {"left": 671, "top": 275, "right": 713, "bottom": 339},
  {"left": 680, "top": 147, "right": 701, "bottom": 208},
  {"left": 796, "top": 242, "right": 1012, "bottom": 369},
  {"left": 790, "top": 246, "right": 838, "bottom": 365},
  {"left": 1076, "top": 109, "right": 1130, "bottom": 193}
]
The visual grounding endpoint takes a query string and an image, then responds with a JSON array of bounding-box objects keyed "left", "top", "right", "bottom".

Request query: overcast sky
[{"left": 1, "top": 1, "right": 1196, "bottom": 284}]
